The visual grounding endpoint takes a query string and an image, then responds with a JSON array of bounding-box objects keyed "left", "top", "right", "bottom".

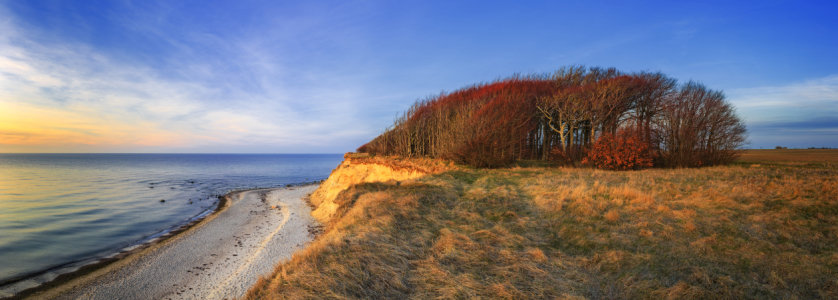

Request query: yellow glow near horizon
[{"left": 0, "top": 99, "right": 190, "bottom": 152}]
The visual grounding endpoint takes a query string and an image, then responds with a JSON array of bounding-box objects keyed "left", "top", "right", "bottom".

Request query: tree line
[{"left": 358, "top": 66, "right": 747, "bottom": 169}]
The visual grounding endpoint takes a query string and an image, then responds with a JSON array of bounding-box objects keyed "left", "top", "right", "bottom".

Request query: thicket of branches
[{"left": 358, "top": 66, "right": 747, "bottom": 168}]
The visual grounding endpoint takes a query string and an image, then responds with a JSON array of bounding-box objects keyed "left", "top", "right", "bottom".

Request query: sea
[{"left": 0, "top": 153, "right": 343, "bottom": 297}]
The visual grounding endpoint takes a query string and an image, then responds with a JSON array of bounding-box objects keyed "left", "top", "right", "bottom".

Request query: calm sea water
[{"left": 0, "top": 153, "right": 342, "bottom": 295}]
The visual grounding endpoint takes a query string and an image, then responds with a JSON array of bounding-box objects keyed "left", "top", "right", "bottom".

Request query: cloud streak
[
  {"left": 1, "top": 1, "right": 836, "bottom": 152},
  {"left": 0, "top": 2, "right": 387, "bottom": 153},
  {"left": 726, "top": 75, "right": 838, "bottom": 148}
]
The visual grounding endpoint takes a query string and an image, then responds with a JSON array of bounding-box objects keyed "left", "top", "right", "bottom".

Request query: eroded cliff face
[{"left": 309, "top": 154, "right": 450, "bottom": 223}]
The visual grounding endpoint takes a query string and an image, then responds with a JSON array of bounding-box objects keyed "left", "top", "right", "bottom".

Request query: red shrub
[{"left": 583, "top": 129, "right": 656, "bottom": 170}]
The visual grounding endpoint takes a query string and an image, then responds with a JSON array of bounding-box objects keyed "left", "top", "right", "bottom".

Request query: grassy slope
[{"left": 246, "top": 150, "right": 838, "bottom": 299}]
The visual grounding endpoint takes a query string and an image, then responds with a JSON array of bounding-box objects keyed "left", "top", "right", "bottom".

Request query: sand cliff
[{"left": 309, "top": 153, "right": 451, "bottom": 223}]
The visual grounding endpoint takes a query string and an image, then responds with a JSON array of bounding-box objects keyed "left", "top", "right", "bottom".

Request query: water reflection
[{"left": 0, "top": 153, "right": 341, "bottom": 295}]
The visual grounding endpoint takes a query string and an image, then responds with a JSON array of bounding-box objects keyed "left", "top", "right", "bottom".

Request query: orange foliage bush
[{"left": 583, "top": 129, "right": 656, "bottom": 170}]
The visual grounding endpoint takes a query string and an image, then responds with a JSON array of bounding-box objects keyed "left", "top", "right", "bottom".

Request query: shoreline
[
  {"left": 3, "top": 190, "right": 233, "bottom": 300},
  {"left": 6, "top": 183, "right": 321, "bottom": 300}
]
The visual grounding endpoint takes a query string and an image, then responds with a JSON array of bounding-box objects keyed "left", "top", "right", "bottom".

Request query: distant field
[{"left": 738, "top": 149, "right": 838, "bottom": 164}]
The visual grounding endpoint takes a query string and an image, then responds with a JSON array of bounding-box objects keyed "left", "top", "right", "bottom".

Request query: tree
[
  {"left": 358, "top": 67, "right": 748, "bottom": 169},
  {"left": 656, "top": 81, "right": 748, "bottom": 167},
  {"left": 628, "top": 72, "right": 677, "bottom": 144}
]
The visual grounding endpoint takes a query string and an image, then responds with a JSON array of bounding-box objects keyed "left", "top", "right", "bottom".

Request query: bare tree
[{"left": 656, "top": 81, "right": 747, "bottom": 167}]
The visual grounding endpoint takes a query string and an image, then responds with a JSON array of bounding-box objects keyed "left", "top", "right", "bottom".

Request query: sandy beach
[{"left": 20, "top": 186, "right": 319, "bottom": 300}]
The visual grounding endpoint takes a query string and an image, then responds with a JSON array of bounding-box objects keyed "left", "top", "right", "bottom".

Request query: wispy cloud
[
  {"left": 726, "top": 75, "right": 838, "bottom": 147},
  {"left": 3, "top": 1, "right": 835, "bottom": 152},
  {"left": 0, "top": 3, "right": 386, "bottom": 153},
  {"left": 728, "top": 76, "right": 838, "bottom": 110}
]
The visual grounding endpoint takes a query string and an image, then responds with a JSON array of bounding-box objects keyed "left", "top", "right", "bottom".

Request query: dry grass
[
  {"left": 521, "top": 165, "right": 838, "bottom": 299},
  {"left": 246, "top": 156, "right": 838, "bottom": 299}
]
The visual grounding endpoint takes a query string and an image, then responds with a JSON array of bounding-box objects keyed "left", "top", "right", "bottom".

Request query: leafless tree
[{"left": 656, "top": 81, "right": 747, "bottom": 167}]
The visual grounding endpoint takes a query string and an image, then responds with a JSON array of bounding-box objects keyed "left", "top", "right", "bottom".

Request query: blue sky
[{"left": 1, "top": 0, "right": 836, "bottom": 153}]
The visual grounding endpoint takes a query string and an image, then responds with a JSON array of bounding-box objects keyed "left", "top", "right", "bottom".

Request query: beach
[{"left": 18, "top": 186, "right": 319, "bottom": 300}]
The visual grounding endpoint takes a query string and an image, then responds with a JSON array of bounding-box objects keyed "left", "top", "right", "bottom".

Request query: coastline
[
  {"left": 3, "top": 190, "right": 232, "bottom": 300},
  {"left": 6, "top": 184, "right": 320, "bottom": 300}
]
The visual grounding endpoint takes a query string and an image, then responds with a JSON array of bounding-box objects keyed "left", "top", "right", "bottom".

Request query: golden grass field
[{"left": 246, "top": 150, "right": 838, "bottom": 299}]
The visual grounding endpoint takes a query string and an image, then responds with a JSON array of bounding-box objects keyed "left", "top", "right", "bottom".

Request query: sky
[{"left": 1, "top": 0, "right": 836, "bottom": 153}]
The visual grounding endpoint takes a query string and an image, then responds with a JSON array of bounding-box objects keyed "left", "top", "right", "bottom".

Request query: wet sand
[{"left": 20, "top": 186, "right": 319, "bottom": 300}]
